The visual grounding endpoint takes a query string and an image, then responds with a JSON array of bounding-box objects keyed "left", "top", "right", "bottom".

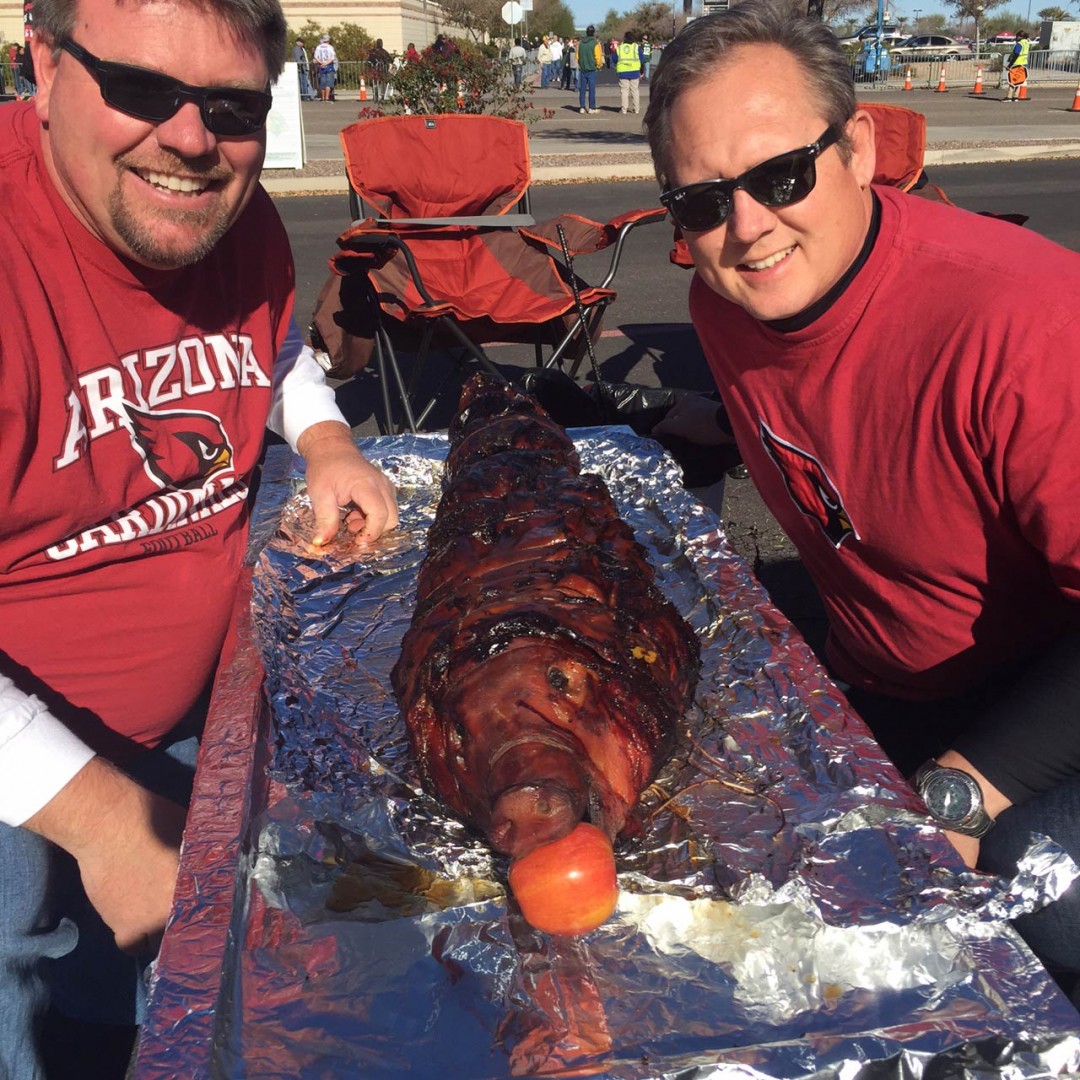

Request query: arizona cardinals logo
[
  {"left": 124, "top": 404, "right": 233, "bottom": 490},
  {"left": 759, "top": 421, "right": 858, "bottom": 549}
]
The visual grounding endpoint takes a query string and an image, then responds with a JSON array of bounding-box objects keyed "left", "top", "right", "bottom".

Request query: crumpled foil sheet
[{"left": 135, "top": 430, "right": 1080, "bottom": 1080}]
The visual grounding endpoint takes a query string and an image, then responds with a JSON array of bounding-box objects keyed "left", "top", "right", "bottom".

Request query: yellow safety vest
[
  {"left": 616, "top": 42, "right": 640, "bottom": 74},
  {"left": 1013, "top": 38, "right": 1031, "bottom": 66}
]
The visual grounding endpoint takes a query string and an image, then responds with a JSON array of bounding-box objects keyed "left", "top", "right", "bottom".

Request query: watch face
[{"left": 923, "top": 771, "right": 976, "bottom": 825}]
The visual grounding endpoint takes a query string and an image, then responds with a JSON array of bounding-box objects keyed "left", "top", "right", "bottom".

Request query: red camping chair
[{"left": 329, "top": 114, "right": 666, "bottom": 433}]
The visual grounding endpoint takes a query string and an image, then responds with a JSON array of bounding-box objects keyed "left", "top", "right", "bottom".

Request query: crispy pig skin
[{"left": 391, "top": 376, "right": 700, "bottom": 859}]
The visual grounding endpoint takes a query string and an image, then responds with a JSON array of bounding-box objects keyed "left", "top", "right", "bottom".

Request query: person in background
[
  {"left": 16, "top": 41, "right": 36, "bottom": 97},
  {"left": 577, "top": 24, "right": 601, "bottom": 113},
  {"left": 562, "top": 35, "right": 578, "bottom": 90},
  {"left": 1004, "top": 29, "right": 1030, "bottom": 102},
  {"left": 549, "top": 33, "right": 563, "bottom": 89},
  {"left": 404, "top": 41, "right": 421, "bottom": 64},
  {"left": 312, "top": 32, "right": 336, "bottom": 102},
  {"left": 537, "top": 34, "right": 552, "bottom": 87},
  {"left": 292, "top": 35, "right": 315, "bottom": 100},
  {"left": 509, "top": 36, "right": 526, "bottom": 87},
  {"left": 646, "top": 0, "right": 1080, "bottom": 1004},
  {"left": 641, "top": 34, "right": 653, "bottom": 80},
  {"left": 367, "top": 37, "right": 392, "bottom": 103},
  {"left": 617, "top": 29, "right": 642, "bottom": 114},
  {"left": 0, "top": 0, "right": 398, "bottom": 1072}
]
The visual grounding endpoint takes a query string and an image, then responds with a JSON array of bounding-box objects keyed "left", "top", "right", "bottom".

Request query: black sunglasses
[
  {"left": 660, "top": 123, "right": 846, "bottom": 233},
  {"left": 60, "top": 38, "right": 272, "bottom": 137}
]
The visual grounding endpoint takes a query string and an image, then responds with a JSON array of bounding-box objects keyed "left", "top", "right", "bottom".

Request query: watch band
[{"left": 913, "top": 759, "right": 996, "bottom": 839}]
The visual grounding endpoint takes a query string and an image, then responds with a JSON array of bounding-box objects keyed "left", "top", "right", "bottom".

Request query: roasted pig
[{"left": 391, "top": 375, "right": 700, "bottom": 933}]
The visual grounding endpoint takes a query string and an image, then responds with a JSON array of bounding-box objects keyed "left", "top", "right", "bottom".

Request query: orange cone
[
  {"left": 972, "top": 66, "right": 984, "bottom": 94},
  {"left": 359, "top": 76, "right": 367, "bottom": 101},
  {"left": 934, "top": 65, "right": 948, "bottom": 92},
  {"left": 902, "top": 66, "right": 913, "bottom": 91},
  {"left": 1018, "top": 79, "right": 1029, "bottom": 100},
  {"left": 1070, "top": 79, "right": 1080, "bottom": 111}
]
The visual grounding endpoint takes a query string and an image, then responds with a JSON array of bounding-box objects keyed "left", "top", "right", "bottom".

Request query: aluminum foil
[{"left": 136, "top": 429, "right": 1080, "bottom": 1080}]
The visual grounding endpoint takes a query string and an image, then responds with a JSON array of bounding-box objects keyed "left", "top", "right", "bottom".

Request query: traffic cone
[
  {"left": 934, "top": 65, "right": 948, "bottom": 92},
  {"left": 902, "top": 67, "right": 912, "bottom": 91},
  {"left": 1018, "top": 79, "right": 1029, "bottom": 100},
  {"left": 359, "top": 76, "right": 367, "bottom": 101},
  {"left": 1070, "top": 78, "right": 1080, "bottom": 111},
  {"left": 972, "top": 66, "right": 984, "bottom": 94}
]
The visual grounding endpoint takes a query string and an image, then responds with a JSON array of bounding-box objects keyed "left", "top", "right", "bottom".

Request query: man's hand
[
  {"left": 23, "top": 757, "right": 186, "bottom": 953},
  {"left": 297, "top": 421, "right": 399, "bottom": 547},
  {"left": 650, "top": 394, "right": 736, "bottom": 447}
]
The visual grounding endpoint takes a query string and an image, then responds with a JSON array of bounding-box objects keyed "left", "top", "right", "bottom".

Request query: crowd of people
[
  {"left": 512, "top": 30, "right": 657, "bottom": 93},
  {"left": 286, "top": 34, "right": 439, "bottom": 104}
]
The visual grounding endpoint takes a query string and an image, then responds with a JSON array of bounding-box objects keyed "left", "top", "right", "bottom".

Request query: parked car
[
  {"left": 892, "top": 35, "right": 975, "bottom": 61},
  {"left": 987, "top": 32, "right": 1017, "bottom": 44},
  {"left": 838, "top": 23, "right": 908, "bottom": 47}
]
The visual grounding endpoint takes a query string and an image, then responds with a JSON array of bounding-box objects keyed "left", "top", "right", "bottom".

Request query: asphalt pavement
[{"left": 262, "top": 79, "right": 1080, "bottom": 194}]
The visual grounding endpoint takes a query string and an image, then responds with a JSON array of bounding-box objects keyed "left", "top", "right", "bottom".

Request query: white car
[
  {"left": 892, "top": 35, "right": 975, "bottom": 61},
  {"left": 838, "top": 24, "right": 908, "bottom": 47}
]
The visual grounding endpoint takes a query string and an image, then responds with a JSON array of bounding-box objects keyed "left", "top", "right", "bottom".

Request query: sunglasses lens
[
  {"left": 203, "top": 92, "right": 271, "bottom": 136},
  {"left": 669, "top": 184, "right": 733, "bottom": 232},
  {"left": 100, "top": 69, "right": 177, "bottom": 121},
  {"left": 744, "top": 149, "right": 816, "bottom": 208}
]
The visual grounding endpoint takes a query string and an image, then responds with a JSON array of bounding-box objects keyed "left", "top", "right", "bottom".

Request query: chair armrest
[{"left": 354, "top": 214, "right": 537, "bottom": 228}]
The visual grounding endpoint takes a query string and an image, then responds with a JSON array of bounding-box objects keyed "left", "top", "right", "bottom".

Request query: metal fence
[
  {"left": 849, "top": 47, "right": 1080, "bottom": 91},
  {"left": 311, "top": 57, "right": 556, "bottom": 99}
]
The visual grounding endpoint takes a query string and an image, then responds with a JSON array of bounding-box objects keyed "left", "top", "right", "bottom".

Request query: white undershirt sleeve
[
  {"left": 268, "top": 318, "right": 349, "bottom": 451},
  {"left": 0, "top": 673, "right": 96, "bottom": 827}
]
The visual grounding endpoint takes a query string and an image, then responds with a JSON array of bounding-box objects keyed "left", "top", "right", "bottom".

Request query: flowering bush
[{"left": 379, "top": 49, "right": 534, "bottom": 121}]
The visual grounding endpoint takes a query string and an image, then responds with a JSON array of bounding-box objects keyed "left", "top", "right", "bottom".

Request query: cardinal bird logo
[
  {"left": 759, "top": 421, "right": 858, "bottom": 549},
  {"left": 124, "top": 404, "right": 234, "bottom": 490}
]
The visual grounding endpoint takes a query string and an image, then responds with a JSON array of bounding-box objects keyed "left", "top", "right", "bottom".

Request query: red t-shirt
[
  {"left": 0, "top": 102, "right": 294, "bottom": 749},
  {"left": 692, "top": 185, "right": 1080, "bottom": 700}
]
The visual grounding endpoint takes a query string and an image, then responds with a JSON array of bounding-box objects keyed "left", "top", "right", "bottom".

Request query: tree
[
  {"left": 625, "top": 1, "right": 673, "bottom": 40},
  {"left": 598, "top": 8, "right": 622, "bottom": 35},
  {"left": 1037, "top": 5, "right": 1070, "bottom": 19},
  {"left": 527, "top": 0, "right": 576, "bottom": 39},
  {"left": 324, "top": 22, "right": 375, "bottom": 62},
  {"left": 942, "top": 0, "right": 1008, "bottom": 40},
  {"left": 437, "top": 0, "right": 505, "bottom": 45}
]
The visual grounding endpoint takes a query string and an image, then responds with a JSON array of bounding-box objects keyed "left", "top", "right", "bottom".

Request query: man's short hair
[
  {"left": 34, "top": 0, "right": 289, "bottom": 77},
  {"left": 586, "top": 24, "right": 595, "bottom": 36},
  {"left": 644, "top": 0, "right": 856, "bottom": 186}
]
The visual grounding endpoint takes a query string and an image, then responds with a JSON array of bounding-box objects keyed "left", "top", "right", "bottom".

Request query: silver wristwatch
[{"left": 913, "top": 759, "right": 996, "bottom": 839}]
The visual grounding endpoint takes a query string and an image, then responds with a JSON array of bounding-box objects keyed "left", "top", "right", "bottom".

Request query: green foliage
[
  {"left": 598, "top": 8, "right": 623, "bottom": 35},
  {"left": 290, "top": 20, "right": 324, "bottom": 48},
  {"left": 370, "top": 49, "right": 536, "bottom": 121},
  {"left": 324, "top": 23, "right": 375, "bottom": 62},
  {"left": 1036, "top": 6, "right": 1071, "bottom": 20},
  {"left": 624, "top": 1, "right": 673, "bottom": 39},
  {"left": 526, "top": 0, "right": 576, "bottom": 39}
]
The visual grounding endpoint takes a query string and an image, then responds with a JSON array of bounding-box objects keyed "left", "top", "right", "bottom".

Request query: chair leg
[{"left": 375, "top": 327, "right": 419, "bottom": 434}]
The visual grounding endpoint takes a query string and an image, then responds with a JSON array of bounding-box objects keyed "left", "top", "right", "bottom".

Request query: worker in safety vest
[
  {"left": 617, "top": 30, "right": 643, "bottom": 114},
  {"left": 1004, "top": 31, "right": 1031, "bottom": 101}
]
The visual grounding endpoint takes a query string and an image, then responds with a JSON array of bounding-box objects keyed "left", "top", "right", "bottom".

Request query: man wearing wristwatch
[{"left": 645, "top": 0, "right": 1080, "bottom": 1007}]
